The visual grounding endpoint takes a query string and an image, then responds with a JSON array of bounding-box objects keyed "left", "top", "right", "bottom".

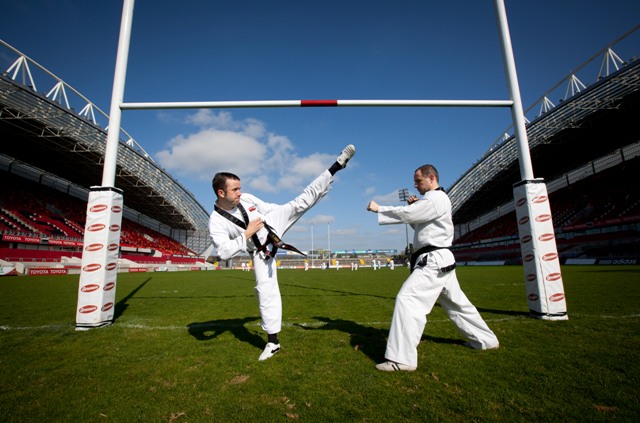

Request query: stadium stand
[
  {"left": 452, "top": 155, "right": 640, "bottom": 263},
  {"left": 446, "top": 25, "right": 640, "bottom": 265},
  {"left": 1, "top": 27, "right": 639, "bottom": 272},
  {"left": 0, "top": 37, "right": 212, "bottom": 267},
  {"left": 0, "top": 171, "right": 204, "bottom": 266}
]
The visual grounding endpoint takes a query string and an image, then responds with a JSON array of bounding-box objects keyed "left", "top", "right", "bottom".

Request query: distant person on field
[
  {"left": 366, "top": 164, "right": 499, "bottom": 372},
  {"left": 209, "top": 145, "right": 355, "bottom": 361}
]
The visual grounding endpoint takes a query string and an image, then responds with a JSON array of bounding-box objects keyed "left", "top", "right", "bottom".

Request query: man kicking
[{"left": 209, "top": 145, "right": 356, "bottom": 361}]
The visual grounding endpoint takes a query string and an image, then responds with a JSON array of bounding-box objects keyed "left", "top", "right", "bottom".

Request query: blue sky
[{"left": 1, "top": 0, "right": 639, "bottom": 253}]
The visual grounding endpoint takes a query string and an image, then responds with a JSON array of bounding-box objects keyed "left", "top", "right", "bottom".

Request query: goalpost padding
[
  {"left": 513, "top": 179, "right": 568, "bottom": 320},
  {"left": 75, "top": 187, "right": 123, "bottom": 330}
]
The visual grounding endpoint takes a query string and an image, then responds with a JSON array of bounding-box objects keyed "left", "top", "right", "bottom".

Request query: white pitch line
[
  {"left": 1, "top": 313, "right": 638, "bottom": 332},
  {"left": 586, "top": 313, "right": 640, "bottom": 319},
  {"left": 0, "top": 324, "right": 72, "bottom": 331}
]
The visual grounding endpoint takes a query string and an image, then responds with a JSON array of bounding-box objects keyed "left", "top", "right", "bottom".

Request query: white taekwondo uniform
[
  {"left": 209, "top": 170, "right": 333, "bottom": 334},
  {"left": 377, "top": 188, "right": 498, "bottom": 368}
]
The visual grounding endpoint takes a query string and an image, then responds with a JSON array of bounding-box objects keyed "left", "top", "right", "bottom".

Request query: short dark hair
[
  {"left": 212, "top": 172, "right": 240, "bottom": 197},
  {"left": 415, "top": 164, "right": 439, "bottom": 182}
]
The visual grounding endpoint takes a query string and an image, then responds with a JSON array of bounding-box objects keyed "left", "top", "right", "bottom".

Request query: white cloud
[
  {"left": 156, "top": 111, "right": 179, "bottom": 124},
  {"left": 155, "top": 110, "right": 333, "bottom": 192},
  {"left": 373, "top": 190, "right": 404, "bottom": 204},
  {"left": 383, "top": 227, "right": 406, "bottom": 235},
  {"left": 155, "top": 129, "right": 266, "bottom": 181},
  {"left": 290, "top": 153, "right": 334, "bottom": 178},
  {"left": 306, "top": 214, "right": 335, "bottom": 225},
  {"left": 243, "top": 118, "right": 267, "bottom": 139},
  {"left": 333, "top": 228, "right": 357, "bottom": 236},
  {"left": 185, "top": 110, "right": 240, "bottom": 130},
  {"left": 285, "top": 225, "right": 311, "bottom": 234},
  {"left": 248, "top": 174, "right": 278, "bottom": 193}
]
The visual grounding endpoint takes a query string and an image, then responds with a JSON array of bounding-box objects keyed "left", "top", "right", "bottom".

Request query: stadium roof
[
  {"left": 0, "top": 42, "right": 210, "bottom": 236},
  {"left": 448, "top": 43, "right": 640, "bottom": 224},
  {"left": 1, "top": 25, "right": 639, "bottom": 252}
]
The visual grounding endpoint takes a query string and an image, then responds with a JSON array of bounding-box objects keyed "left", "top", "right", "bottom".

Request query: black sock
[
  {"left": 268, "top": 333, "right": 279, "bottom": 344},
  {"left": 328, "top": 161, "right": 341, "bottom": 176}
]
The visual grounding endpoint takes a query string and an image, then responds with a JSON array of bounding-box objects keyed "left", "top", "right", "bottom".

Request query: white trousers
[
  {"left": 385, "top": 259, "right": 499, "bottom": 367},
  {"left": 253, "top": 170, "right": 333, "bottom": 334}
]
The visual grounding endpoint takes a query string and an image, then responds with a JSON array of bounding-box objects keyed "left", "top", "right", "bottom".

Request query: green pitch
[{"left": 1, "top": 265, "right": 639, "bottom": 421}]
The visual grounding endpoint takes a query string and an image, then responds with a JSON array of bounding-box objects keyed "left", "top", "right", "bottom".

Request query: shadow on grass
[
  {"left": 113, "top": 277, "right": 151, "bottom": 321},
  {"left": 476, "top": 307, "right": 530, "bottom": 317},
  {"left": 296, "top": 316, "right": 474, "bottom": 363},
  {"left": 295, "top": 317, "right": 387, "bottom": 363},
  {"left": 187, "top": 317, "right": 265, "bottom": 349}
]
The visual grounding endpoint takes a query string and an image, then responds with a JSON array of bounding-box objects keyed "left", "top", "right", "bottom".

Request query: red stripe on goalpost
[{"left": 300, "top": 100, "right": 339, "bottom": 107}]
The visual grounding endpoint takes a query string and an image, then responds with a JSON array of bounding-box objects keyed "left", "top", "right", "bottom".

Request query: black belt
[
  {"left": 260, "top": 222, "right": 307, "bottom": 258},
  {"left": 409, "top": 245, "right": 455, "bottom": 274},
  {"left": 439, "top": 263, "right": 457, "bottom": 273},
  {"left": 215, "top": 204, "right": 306, "bottom": 260}
]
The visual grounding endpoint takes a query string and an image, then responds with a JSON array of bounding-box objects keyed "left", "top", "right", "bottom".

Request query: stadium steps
[
  {"left": 0, "top": 207, "right": 38, "bottom": 234},
  {"left": 30, "top": 213, "right": 82, "bottom": 238},
  {"left": 64, "top": 218, "right": 85, "bottom": 235}
]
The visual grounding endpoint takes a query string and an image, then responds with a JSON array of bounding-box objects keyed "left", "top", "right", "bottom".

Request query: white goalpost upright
[
  {"left": 493, "top": 0, "right": 567, "bottom": 320},
  {"left": 75, "top": 0, "right": 134, "bottom": 330},
  {"left": 75, "top": 0, "right": 567, "bottom": 329}
]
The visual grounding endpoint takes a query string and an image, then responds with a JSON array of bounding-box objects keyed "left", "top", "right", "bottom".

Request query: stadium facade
[
  {"left": 1, "top": 25, "right": 639, "bottom": 270},
  {"left": 0, "top": 40, "right": 211, "bottom": 257},
  {"left": 448, "top": 26, "right": 640, "bottom": 264}
]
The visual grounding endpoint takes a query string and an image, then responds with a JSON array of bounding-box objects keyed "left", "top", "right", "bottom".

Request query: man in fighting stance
[{"left": 367, "top": 164, "right": 498, "bottom": 371}]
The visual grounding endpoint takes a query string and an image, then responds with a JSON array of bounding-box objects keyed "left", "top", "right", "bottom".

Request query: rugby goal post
[{"left": 76, "top": 0, "right": 567, "bottom": 330}]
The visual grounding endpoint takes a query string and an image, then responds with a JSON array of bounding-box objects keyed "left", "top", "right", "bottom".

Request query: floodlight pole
[
  {"left": 398, "top": 188, "right": 410, "bottom": 255},
  {"left": 327, "top": 223, "right": 331, "bottom": 266}
]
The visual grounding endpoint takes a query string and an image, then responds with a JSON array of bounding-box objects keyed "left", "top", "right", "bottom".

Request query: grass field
[{"left": 1, "top": 265, "right": 639, "bottom": 422}]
